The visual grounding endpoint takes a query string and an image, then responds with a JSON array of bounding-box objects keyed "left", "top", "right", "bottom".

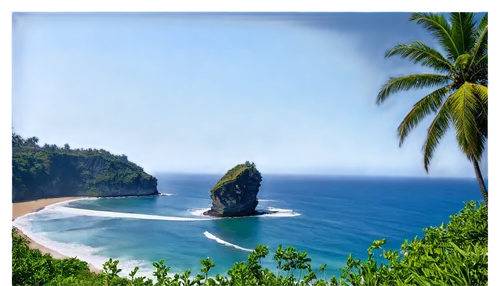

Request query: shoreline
[{"left": 12, "top": 197, "right": 102, "bottom": 274}]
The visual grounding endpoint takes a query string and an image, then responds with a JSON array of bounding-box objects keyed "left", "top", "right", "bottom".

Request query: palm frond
[
  {"left": 398, "top": 85, "right": 451, "bottom": 146},
  {"left": 469, "top": 26, "right": 488, "bottom": 71},
  {"left": 471, "top": 83, "right": 488, "bottom": 105},
  {"left": 410, "top": 13, "right": 459, "bottom": 59},
  {"left": 448, "top": 82, "right": 486, "bottom": 160},
  {"left": 471, "top": 83, "right": 488, "bottom": 138},
  {"left": 450, "top": 13, "right": 476, "bottom": 54},
  {"left": 475, "top": 13, "right": 488, "bottom": 49},
  {"left": 423, "top": 98, "right": 452, "bottom": 172},
  {"left": 469, "top": 54, "right": 488, "bottom": 86},
  {"left": 385, "top": 41, "right": 454, "bottom": 73},
  {"left": 377, "top": 74, "right": 450, "bottom": 104},
  {"left": 471, "top": 83, "right": 491, "bottom": 116},
  {"left": 475, "top": 54, "right": 487, "bottom": 66}
]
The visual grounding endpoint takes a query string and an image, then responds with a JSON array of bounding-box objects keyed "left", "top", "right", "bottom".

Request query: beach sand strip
[{"left": 12, "top": 197, "right": 102, "bottom": 273}]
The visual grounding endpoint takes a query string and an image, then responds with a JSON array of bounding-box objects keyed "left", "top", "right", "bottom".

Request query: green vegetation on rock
[
  {"left": 205, "top": 161, "right": 262, "bottom": 217},
  {"left": 12, "top": 201, "right": 487, "bottom": 285},
  {"left": 210, "top": 161, "right": 257, "bottom": 194},
  {"left": 12, "top": 134, "right": 158, "bottom": 202}
]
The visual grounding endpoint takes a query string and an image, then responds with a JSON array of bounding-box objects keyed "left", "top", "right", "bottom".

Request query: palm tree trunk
[{"left": 472, "top": 157, "right": 488, "bottom": 205}]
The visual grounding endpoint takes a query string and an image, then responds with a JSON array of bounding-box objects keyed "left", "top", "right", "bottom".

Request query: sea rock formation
[
  {"left": 204, "top": 162, "right": 262, "bottom": 217},
  {"left": 12, "top": 134, "right": 158, "bottom": 202}
]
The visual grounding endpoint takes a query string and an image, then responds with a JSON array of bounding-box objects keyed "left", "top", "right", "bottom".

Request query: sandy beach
[{"left": 12, "top": 197, "right": 102, "bottom": 273}]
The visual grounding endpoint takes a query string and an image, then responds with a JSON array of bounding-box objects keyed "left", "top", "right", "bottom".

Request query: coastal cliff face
[
  {"left": 12, "top": 134, "right": 158, "bottom": 202},
  {"left": 204, "top": 162, "right": 262, "bottom": 217}
]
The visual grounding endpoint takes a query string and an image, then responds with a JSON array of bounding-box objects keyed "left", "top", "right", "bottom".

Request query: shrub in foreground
[{"left": 12, "top": 201, "right": 487, "bottom": 285}]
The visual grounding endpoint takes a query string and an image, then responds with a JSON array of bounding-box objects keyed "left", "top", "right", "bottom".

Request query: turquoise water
[{"left": 13, "top": 174, "right": 483, "bottom": 278}]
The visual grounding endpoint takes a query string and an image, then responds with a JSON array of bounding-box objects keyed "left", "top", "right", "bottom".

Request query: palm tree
[{"left": 377, "top": 13, "right": 488, "bottom": 204}]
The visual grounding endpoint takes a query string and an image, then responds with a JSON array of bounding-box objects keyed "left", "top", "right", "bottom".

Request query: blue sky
[{"left": 11, "top": 12, "right": 488, "bottom": 177}]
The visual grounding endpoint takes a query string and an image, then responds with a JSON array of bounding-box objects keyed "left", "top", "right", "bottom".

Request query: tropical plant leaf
[
  {"left": 469, "top": 23, "right": 488, "bottom": 71},
  {"left": 385, "top": 41, "right": 454, "bottom": 73},
  {"left": 450, "top": 13, "right": 476, "bottom": 55},
  {"left": 471, "top": 83, "right": 488, "bottom": 138},
  {"left": 469, "top": 53, "right": 488, "bottom": 87},
  {"left": 471, "top": 83, "right": 488, "bottom": 105},
  {"left": 410, "top": 13, "right": 460, "bottom": 59},
  {"left": 423, "top": 98, "right": 452, "bottom": 172},
  {"left": 474, "top": 13, "right": 488, "bottom": 61},
  {"left": 377, "top": 74, "right": 450, "bottom": 104},
  {"left": 474, "top": 53, "right": 488, "bottom": 68},
  {"left": 447, "top": 82, "right": 486, "bottom": 160},
  {"left": 397, "top": 85, "right": 451, "bottom": 146}
]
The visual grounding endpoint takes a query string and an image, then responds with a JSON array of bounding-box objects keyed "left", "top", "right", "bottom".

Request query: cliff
[
  {"left": 204, "top": 162, "right": 262, "bottom": 217},
  {"left": 12, "top": 134, "right": 158, "bottom": 202}
]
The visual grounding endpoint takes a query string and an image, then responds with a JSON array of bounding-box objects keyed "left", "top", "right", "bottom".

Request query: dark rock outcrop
[{"left": 204, "top": 162, "right": 262, "bottom": 217}]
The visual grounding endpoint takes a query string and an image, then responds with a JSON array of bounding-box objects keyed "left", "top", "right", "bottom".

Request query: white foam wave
[
  {"left": 261, "top": 207, "right": 301, "bottom": 217},
  {"left": 266, "top": 207, "right": 293, "bottom": 213},
  {"left": 189, "top": 208, "right": 211, "bottom": 216},
  {"left": 159, "top": 193, "right": 175, "bottom": 196},
  {"left": 14, "top": 216, "right": 105, "bottom": 270},
  {"left": 203, "top": 231, "right": 253, "bottom": 252},
  {"left": 259, "top": 199, "right": 277, "bottom": 202},
  {"left": 28, "top": 210, "right": 81, "bottom": 221},
  {"left": 52, "top": 206, "right": 216, "bottom": 221},
  {"left": 13, "top": 215, "right": 155, "bottom": 278},
  {"left": 14, "top": 211, "right": 180, "bottom": 280},
  {"left": 12, "top": 199, "right": 300, "bottom": 278},
  {"left": 189, "top": 207, "right": 300, "bottom": 218}
]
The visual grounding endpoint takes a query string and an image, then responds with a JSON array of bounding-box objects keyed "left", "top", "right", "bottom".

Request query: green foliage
[
  {"left": 12, "top": 133, "right": 157, "bottom": 201},
  {"left": 338, "top": 201, "right": 487, "bottom": 286},
  {"left": 210, "top": 162, "right": 257, "bottom": 194},
  {"left": 12, "top": 228, "right": 102, "bottom": 286},
  {"left": 12, "top": 201, "right": 487, "bottom": 285}
]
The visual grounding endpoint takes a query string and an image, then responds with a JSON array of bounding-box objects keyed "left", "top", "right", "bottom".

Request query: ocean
[{"left": 13, "top": 173, "right": 483, "bottom": 279}]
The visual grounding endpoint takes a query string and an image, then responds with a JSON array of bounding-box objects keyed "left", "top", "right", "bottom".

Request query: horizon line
[{"left": 150, "top": 171, "right": 483, "bottom": 180}]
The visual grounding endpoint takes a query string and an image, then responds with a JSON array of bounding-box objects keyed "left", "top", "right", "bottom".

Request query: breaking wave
[
  {"left": 261, "top": 207, "right": 301, "bottom": 217},
  {"left": 159, "top": 193, "right": 176, "bottom": 196},
  {"left": 203, "top": 231, "right": 253, "bottom": 252},
  {"left": 189, "top": 208, "right": 211, "bottom": 216},
  {"left": 190, "top": 207, "right": 301, "bottom": 218},
  {"left": 13, "top": 215, "right": 154, "bottom": 278},
  {"left": 12, "top": 197, "right": 299, "bottom": 279},
  {"left": 19, "top": 202, "right": 299, "bottom": 224},
  {"left": 50, "top": 206, "right": 216, "bottom": 221},
  {"left": 24, "top": 208, "right": 81, "bottom": 221}
]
